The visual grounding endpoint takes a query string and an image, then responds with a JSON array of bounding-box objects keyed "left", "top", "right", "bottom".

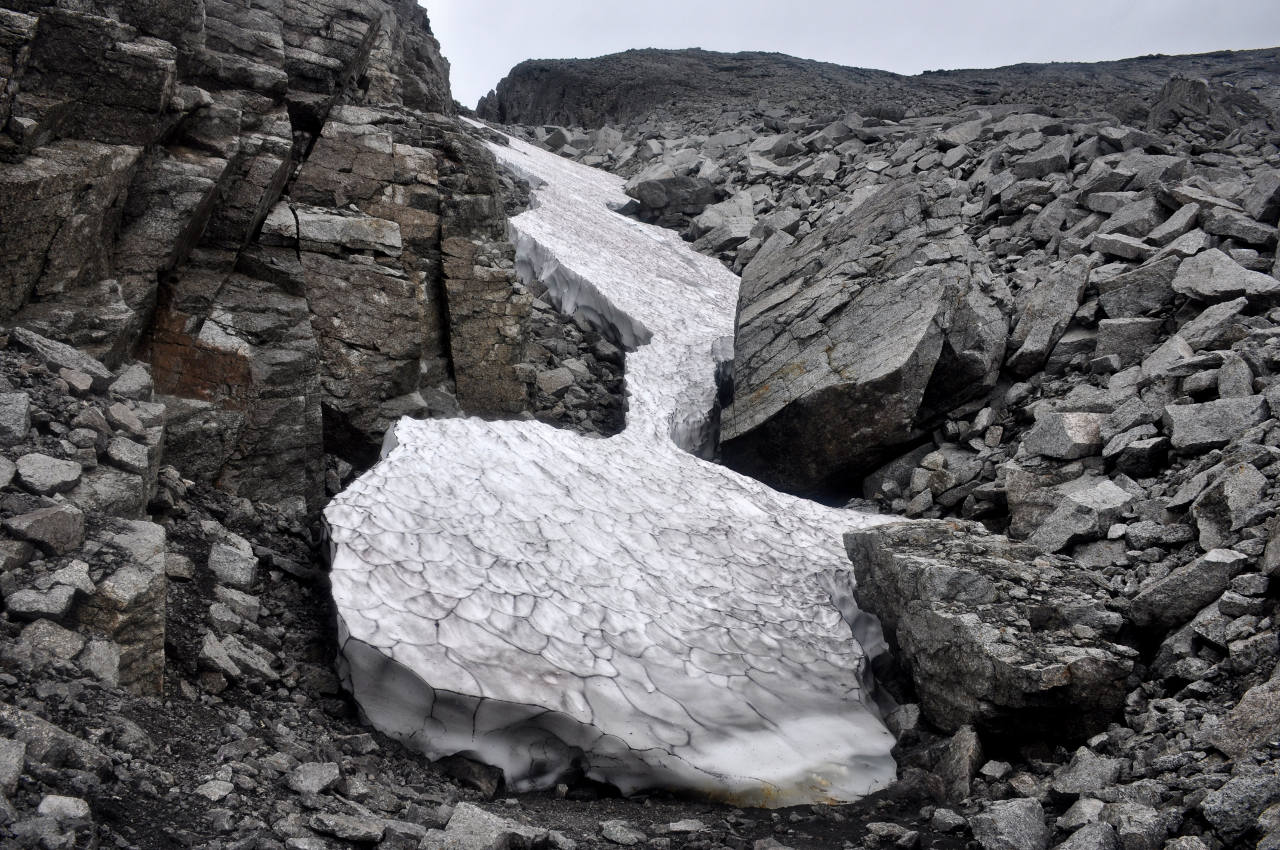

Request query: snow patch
[{"left": 324, "top": 123, "right": 898, "bottom": 806}]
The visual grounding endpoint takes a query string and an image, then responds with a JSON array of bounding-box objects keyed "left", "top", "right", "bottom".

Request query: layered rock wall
[{"left": 0, "top": 0, "right": 529, "bottom": 512}]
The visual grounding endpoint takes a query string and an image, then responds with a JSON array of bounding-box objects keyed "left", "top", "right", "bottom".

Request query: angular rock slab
[
  {"left": 327, "top": 128, "right": 896, "bottom": 807},
  {"left": 845, "top": 520, "right": 1134, "bottom": 740},
  {"left": 721, "top": 177, "right": 1006, "bottom": 495}
]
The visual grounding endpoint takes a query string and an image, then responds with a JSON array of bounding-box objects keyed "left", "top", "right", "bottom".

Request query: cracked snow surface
[{"left": 323, "top": 125, "right": 897, "bottom": 807}]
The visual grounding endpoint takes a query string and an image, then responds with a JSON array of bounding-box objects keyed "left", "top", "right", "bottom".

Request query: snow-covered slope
[{"left": 323, "top": 126, "right": 898, "bottom": 806}]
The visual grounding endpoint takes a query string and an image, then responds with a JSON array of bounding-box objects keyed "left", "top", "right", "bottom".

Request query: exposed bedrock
[
  {"left": 0, "top": 0, "right": 531, "bottom": 514},
  {"left": 720, "top": 177, "right": 1007, "bottom": 497}
]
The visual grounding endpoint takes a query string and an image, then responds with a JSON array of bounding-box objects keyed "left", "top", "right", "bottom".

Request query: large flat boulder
[
  {"left": 845, "top": 520, "right": 1134, "bottom": 740},
  {"left": 722, "top": 178, "right": 1006, "bottom": 495}
]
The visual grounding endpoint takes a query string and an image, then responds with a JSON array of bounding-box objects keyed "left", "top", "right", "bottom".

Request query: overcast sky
[{"left": 428, "top": 0, "right": 1280, "bottom": 109}]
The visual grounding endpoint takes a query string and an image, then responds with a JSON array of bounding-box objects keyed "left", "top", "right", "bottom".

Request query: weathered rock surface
[
  {"left": 722, "top": 178, "right": 1006, "bottom": 495},
  {"left": 846, "top": 520, "right": 1133, "bottom": 740}
]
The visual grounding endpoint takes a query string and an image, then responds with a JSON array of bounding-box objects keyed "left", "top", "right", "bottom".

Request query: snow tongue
[{"left": 323, "top": 125, "right": 897, "bottom": 806}]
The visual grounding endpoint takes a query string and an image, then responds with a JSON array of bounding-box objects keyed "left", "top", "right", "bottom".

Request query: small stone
[
  {"left": 16, "top": 453, "right": 82, "bottom": 496},
  {"left": 1173, "top": 248, "right": 1280, "bottom": 301},
  {"left": 1023, "top": 412, "right": 1104, "bottom": 459},
  {"left": 536, "top": 367, "right": 574, "bottom": 396},
  {"left": 18, "top": 619, "right": 86, "bottom": 660},
  {"left": 969, "top": 798, "right": 1049, "bottom": 850},
  {"left": 0, "top": 738, "right": 25, "bottom": 796},
  {"left": 105, "top": 437, "right": 150, "bottom": 475},
  {"left": 1053, "top": 822, "right": 1118, "bottom": 850},
  {"left": 36, "top": 795, "right": 90, "bottom": 822},
  {"left": 5, "top": 586, "right": 77, "bottom": 621},
  {"left": 105, "top": 402, "right": 146, "bottom": 437},
  {"left": 309, "top": 812, "right": 385, "bottom": 843},
  {"left": 1164, "top": 397, "right": 1269, "bottom": 452},
  {"left": 3, "top": 505, "right": 86, "bottom": 554},
  {"left": 1050, "top": 748, "right": 1124, "bottom": 796},
  {"left": 1058, "top": 798, "right": 1106, "bottom": 831},
  {"left": 207, "top": 534, "right": 257, "bottom": 589},
  {"left": 600, "top": 820, "right": 646, "bottom": 845},
  {"left": 0, "top": 392, "right": 31, "bottom": 446},
  {"left": 110, "top": 364, "right": 153, "bottom": 401},
  {"left": 288, "top": 762, "right": 341, "bottom": 795},
  {"left": 77, "top": 640, "right": 120, "bottom": 686},
  {"left": 1131, "top": 549, "right": 1250, "bottom": 630},
  {"left": 193, "top": 780, "right": 234, "bottom": 802}
]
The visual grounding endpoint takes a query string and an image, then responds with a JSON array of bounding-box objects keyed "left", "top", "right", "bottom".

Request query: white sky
[{"left": 427, "top": 0, "right": 1280, "bottom": 109}]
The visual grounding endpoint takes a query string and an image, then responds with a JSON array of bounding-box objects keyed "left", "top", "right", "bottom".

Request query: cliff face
[{"left": 0, "top": 0, "right": 529, "bottom": 512}]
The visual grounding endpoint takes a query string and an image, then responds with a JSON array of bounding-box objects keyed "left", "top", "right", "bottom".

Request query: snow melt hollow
[{"left": 323, "top": 124, "right": 897, "bottom": 806}]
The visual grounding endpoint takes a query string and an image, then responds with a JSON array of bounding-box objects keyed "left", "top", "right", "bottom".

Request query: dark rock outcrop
[{"left": 0, "top": 0, "right": 531, "bottom": 511}]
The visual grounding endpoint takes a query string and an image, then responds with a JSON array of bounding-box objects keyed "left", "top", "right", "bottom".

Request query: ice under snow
[{"left": 323, "top": 123, "right": 898, "bottom": 806}]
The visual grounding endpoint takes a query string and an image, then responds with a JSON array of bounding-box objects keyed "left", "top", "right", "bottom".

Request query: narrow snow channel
[{"left": 323, "top": 125, "right": 897, "bottom": 806}]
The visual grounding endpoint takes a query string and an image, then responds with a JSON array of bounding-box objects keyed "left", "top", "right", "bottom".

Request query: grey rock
[
  {"left": 77, "top": 520, "right": 167, "bottom": 694},
  {"left": 1200, "top": 767, "right": 1280, "bottom": 841},
  {"left": 1100, "top": 802, "right": 1167, "bottom": 850},
  {"left": 309, "top": 812, "right": 385, "bottom": 843},
  {"left": 288, "top": 762, "right": 341, "bottom": 795},
  {"left": 1202, "top": 206, "right": 1277, "bottom": 246},
  {"left": 36, "top": 795, "right": 90, "bottom": 822},
  {"left": 1097, "top": 258, "right": 1180, "bottom": 319},
  {"left": 105, "top": 402, "right": 146, "bottom": 437},
  {"left": 1211, "top": 663, "right": 1280, "bottom": 757},
  {"left": 1093, "top": 233, "right": 1155, "bottom": 261},
  {"left": 1028, "top": 477, "right": 1134, "bottom": 554},
  {"left": 421, "top": 803, "right": 545, "bottom": 850},
  {"left": 1191, "top": 462, "right": 1267, "bottom": 549},
  {"left": 193, "top": 780, "right": 233, "bottom": 802},
  {"left": 936, "top": 725, "right": 984, "bottom": 803},
  {"left": 77, "top": 639, "right": 120, "bottom": 686},
  {"left": 1059, "top": 798, "right": 1107, "bottom": 831},
  {"left": 600, "top": 820, "right": 646, "bottom": 845},
  {"left": 5, "top": 586, "right": 76, "bottom": 621},
  {"left": 1095, "top": 319, "right": 1162, "bottom": 367},
  {"left": 1173, "top": 249, "right": 1280, "bottom": 301},
  {"left": 1008, "top": 256, "right": 1092, "bottom": 376},
  {"left": 1051, "top": 747, "right": 1124, "bottom": 796},
  {"left": 536, "top": 367, "right": 574, "bottom": 396},
  {"left": 1164, "top": 396, "right": 1269, "bottom": 451},
  {"left": 3, "top": 505, "right": 86, "bottom": 554},
  {"left": 1242, "top": 170, "right": 1280, "bottom": 223},
  {"left": 0, "top": 392, "right": 31, "bottom": 446},
  {"left": 105, "top": 436, "right": 150, "bottom": 475},
  {"left": 15, "top": 453, "right": 82, "bottom": 496},
  {"left": 11, "top": 328, "right": 113, "bottom": 390},
  {"left": 1130, "top": 549, "right": 1251, "bottom": 630},
  {"left": 1053, "top": 823, "right": 1118, "bottom": 850},
  {"left": 847, "top": 521, "right": 1132, "bottom": 738},
  {"left": 1013, "top": 135, "right": 1073, "bottom": 179},
  {"left": 1023, "top": 411, "right": 1104, "bottom": 460},
  {"left": 207, "top": 533, "right": 257, "bottom": 589},
  {"left": 1145, "top": 203, "right": 1199, "bottom": 246},
  {"left": 1097, "top": 195, "right": 1163, "bottom": 239},
  {"left": 219, "top": 634, "right": 277, "bottom": 680},
  {"left": 970, "top": 798, "right": 1050, "bottom": 850},
  {"left": 17, "top": 619, "right": 86, "bottom": 660},
  {"left": 0, "top": 738, "right": 24, "bottom": 796},
  {"left": 109, "top": 363, "right": 153, "bottom": 400},
  {"left": 1177, "top": 297, "right": 1248, "bottom": 350},
  {"left": 198, "top": 632, "right": 241, "bottom": 679}
]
